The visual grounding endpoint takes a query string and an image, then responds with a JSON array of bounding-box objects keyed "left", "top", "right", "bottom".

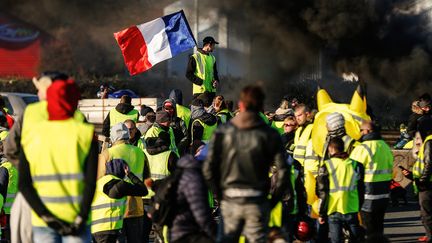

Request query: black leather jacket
[{"left": 203, "top": 111, "right": 290, "bottom": 206}]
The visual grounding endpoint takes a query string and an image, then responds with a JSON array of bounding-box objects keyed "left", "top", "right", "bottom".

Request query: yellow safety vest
[
  {"left": 191, "top": 119, "right": 217, "bottom": 144},
  {"left": 0, "top": 161, "right": 18, "bottom": 214},
  {"left": 176, "top": 104, "right": 191, "bottom": 129},
  {"left": 91, "top": 174, "right": 127, "bottom": 234},
  {"left": 413, "top": 134, "right": 432, "bottom": 181},
  {"left": 108, "top": 143, "right": 145, "bottom": 180},
  {"left": 145, "top": 125, "right": 179, "bottom": 157},
  {"left": 293, "top": 123, "right": 313, "bottom": 165},
  {"left": 216, "top": 109, "right": 231, "bottom": 124},
  {"left": 23, "top": 119, "right": 94, "bottom": 227},
  {"left": 324, "top": 158, "right": 360, "bottom": 215},
  {"left": 271, "top": 121, "right": 285, "bottom": 135},
  {"left": 192, "top": 52, "right": 216, "bottom": 94},
  {"left": 350, "top": 140, "right": 393, "bottom": 183},
  {"left": 109, "top": 109, "right": 139, "bottom": 127},
  {"left": 0, "top": 131, "right": 8, "bottom": 141},
  {"left": 21, "top": 101, "right": 85, "bottom": 148}
]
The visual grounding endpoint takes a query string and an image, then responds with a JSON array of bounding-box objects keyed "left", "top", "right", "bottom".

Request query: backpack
[{"left": 149, "top": 169, "right": 183, "bottom": 227}]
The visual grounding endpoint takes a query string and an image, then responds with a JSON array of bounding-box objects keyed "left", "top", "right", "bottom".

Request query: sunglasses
[{"left": 284, "top": 124, "right": 296, "bottom": 127}]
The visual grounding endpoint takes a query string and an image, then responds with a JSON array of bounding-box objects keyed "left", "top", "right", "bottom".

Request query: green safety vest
[
  {"left": 108, "top": 143, "right": 145, "bottom": 180},
  {"left": 0, "top": 161, "right": 18, "bottom": 214},
  {"left": 91, "top": 174, "right": 127, "bottom": 234},
  {"left": 259, "top": 112, "right": 270, "bottom": 125},
  {"left": 21, "top": 101, "right": 85, "bottom": 148},
  {"left": 289, "top": 165, "right": 299, "bottom": 215},
  {"left": 192, "top": 52, "right": 216, "bottom": 94},
  {"left": 271, "top": 121, "right": 285, "bottom": 135},
  {"left": 413, "top": 135, "right": 432, "bottom": 181},
  {"left": 176, "top": 104, "right": 191, "bottom": 129},
  {"left": 293, "top": 124, "right": 313, "bottom": 165},
  {"left": 191, "top": 119, "right": 217, "bottom": 144},
  {"left": 23, "top": 119, "right": 94, "bottom": 227},
  {"left": 109, "top": 109, "right": 139, "bottom": 128},
  {"left": 325, "top": 158, "right": 360, "bottom": 215}
]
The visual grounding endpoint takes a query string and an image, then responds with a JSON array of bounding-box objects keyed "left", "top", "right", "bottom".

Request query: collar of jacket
[
  {"left": 115, "top": 103, "right": 135, "bottom": 114},
  {"left": 361, "top": 131, "right": 382, "bottom": 142},
  {"left": 230, "top": 111, "right": 266, "bottom": 129},
  {"left": 197, "top": 48, "right": 210, "bottom": 55}
]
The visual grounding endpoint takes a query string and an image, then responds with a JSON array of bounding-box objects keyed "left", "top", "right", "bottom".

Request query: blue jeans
[
  {"left": 328, "top": 212, "right": 363, "bottom": 243},
  {"left": 33, "top": 226, "right": 91, "bottom": 243}
]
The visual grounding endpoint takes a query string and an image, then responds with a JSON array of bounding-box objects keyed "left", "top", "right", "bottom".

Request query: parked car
[{"left": 0, "top": 92, "right": 39, "bottom": 120}]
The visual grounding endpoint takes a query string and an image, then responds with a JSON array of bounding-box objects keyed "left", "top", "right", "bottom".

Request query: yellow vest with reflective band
[
  {"left": 0, "top": 131, "right": 8, "bottom": 141},
  {"left": 413, "top": 134, "right": 432, "bottom": 181},
  {"left": 325, "top": 158, "right": 360, "bottom": 215},
  {"left": 0, "top": 161, "right": 18, "bottom": 214},
  {"left": 217, "top": 109, "right": 230, "bottom": 124},
  {"left": 176, "top": 104, "right": 191, "bottom": 129},
  {"left": 192, "top": 52, "right": 216, "bottom": 94},
  {"left": 293, "top": 123, "right": 313, "bottom": 165},
  {"left": 91, "top": 174, "right": 126, "bottom": 234},
  {"left": 109, "top": 109, "right": 139, "bottom": 127},
  {"left": 271, "top": 121, "right": 285, "bottom": 135},
  {"left": 23, "top": 119, "right": 94, "bottom": 227},
  {"left": 21, "top": 101, "right": 85, "bottom": 148},
  {"left": 191, "top": 119, "right": 217, "bottom": 144},
  {"left": 108, "top": 143, "right": 144, "bottom": 180},
  {"left": 143, "top": 151, "right": 171, "bottom": 199},
  {"left": 349, "top": 140, "right": 393, "bottom": 183},
  {"left": 145, "top": 125, "right": 179, "bottom": 157}
]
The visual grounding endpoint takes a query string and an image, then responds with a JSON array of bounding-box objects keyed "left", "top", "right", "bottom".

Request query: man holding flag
[{"left": 186, "top": 36, "right": 220, "bottom": 102}]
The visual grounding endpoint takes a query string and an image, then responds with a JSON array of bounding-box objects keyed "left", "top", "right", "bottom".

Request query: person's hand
[
  {"left": 144, "top": 178, "right": 154, "bottom": 188},
  {"left": 212, "top": 80, "right": 218, "bottom": 88},
  {"left": 401, "top": 169, "right": 411, "bottom": 177},
  {"left": 124, "top": 164, "right": 130, "bottom": 176},
  {"left": 41, "top": 214, "right": 74, "bottom": 235},
  {"left": 318, "top": 217, "right": 326, "bottom": 225}
]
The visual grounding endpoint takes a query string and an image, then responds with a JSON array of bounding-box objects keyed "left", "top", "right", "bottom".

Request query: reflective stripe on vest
[
  {"left": 176, "top": 104, "right": 191, "bottom": 129},
  {"left": 325, "top": 158, "right": 359, "bottom": 215},
  {"left": 108, "top": 143, "right": 145, "bottom": 180},
  {"left": 192, "top": 52, "right": 216, "bottom": 94},
  {"left": 350, "top": 140, "right": 393, "bottom": 183},
  {"left": 143, "top": 150, "right": 171, "bottom": 199},
  {"left": 91, "top": 175, "right": 126, "bottom": 233},
  {"left": 293, "top": 124, "right": 313, "bottom": 165},
  {"left": 23, "top": 119, "right": 94, "bottom": 227},
  {"left": 109, "top": 109, "right": 139, "bottom": 128},
  {"left": 0, "top": 161, "right": 18, "bottom": 214},
  {"left": 414, "top": 135, "right": 432, "bottom": 181},
  {"left": 192, "top": 119, "right": 217, "bottom": 144}
]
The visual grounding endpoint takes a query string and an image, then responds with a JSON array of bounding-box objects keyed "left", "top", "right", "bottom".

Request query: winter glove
[
  {"left": 41, "top": 214, "right": 74, "bottom": 236},
  {"left": 70, "top": 215, "right": 86, "bottom": 235}
]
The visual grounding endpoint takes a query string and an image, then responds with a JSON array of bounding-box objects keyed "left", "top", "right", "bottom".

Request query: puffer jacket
[
  {"left": 203, "top": 111, "right": 290, "bottom": 206},
  {"left": 170, "top": 155, "right": 216, "bottom": 242}
]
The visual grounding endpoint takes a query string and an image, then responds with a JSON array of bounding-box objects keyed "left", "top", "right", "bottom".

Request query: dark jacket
[
  {"left": 170, "top": 155, "right": 216, "bottom": 242},
  {"left": 281, "top": 131, "right": 296, "bottom": 154},
  {"left": 103, "top": 172, "right": 148, "bottom": 199},
  {"left": 203, "top": 111, "right": 290, "bottom": 206},
  {"left": 102, "top": 103, "right": 138, "bottom": 137},
  {"left": 186, "top": 49, "right": 219, "bottom": 87},
  {"left": 163, "top": 99, "right": 189, "bottom": 155},
  {"left": 316, "top": 153, "right": 365, "bottom": 217}
]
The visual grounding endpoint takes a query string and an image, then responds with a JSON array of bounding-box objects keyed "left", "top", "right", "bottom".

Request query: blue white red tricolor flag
[{"left": 114, "top": 10, "right": 196, "bottom": 75}]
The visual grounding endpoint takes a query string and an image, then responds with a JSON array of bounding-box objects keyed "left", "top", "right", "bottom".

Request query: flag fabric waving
[{"left": 114, "top": 10, "right": 196, "bottom": 75}]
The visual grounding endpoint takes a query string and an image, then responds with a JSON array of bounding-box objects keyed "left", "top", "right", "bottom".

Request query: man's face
[
  {"left": 125, "top": 123, "right": 137, "bottom": 139},
  {"left": 295, "top": 108, "right": 308, "bottom": 126},
  {"left": 164, "top": 104, "right": 175, "bottom": 117},
  {"left": 284, "top": 120, "right": 297, "bottom": 133}
]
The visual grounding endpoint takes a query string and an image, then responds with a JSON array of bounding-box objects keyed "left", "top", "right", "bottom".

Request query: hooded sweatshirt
[{"left": 102, "top": 102, "right": 138, "bottom": 137}]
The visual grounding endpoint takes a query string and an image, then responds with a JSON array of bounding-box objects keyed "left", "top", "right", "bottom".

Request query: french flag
[{"left": 114, "top": 10, "right": 196, "bottom": 75}]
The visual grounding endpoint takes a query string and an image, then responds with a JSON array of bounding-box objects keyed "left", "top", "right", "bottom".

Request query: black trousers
[
  {"left": 361, "top": 209, "right": 386, "bottom": 240},
  {"left": 119, "top": 216, "right": 144, "bottom": 243},
  {"left": 171, "top": 233, "right": 214, "bottom": 243},
  {"left": 419, "top": 190, "right": 432, "bottom": 240},
  {"left": 92, "top": 230, "right": 121, "bottom": 243}
]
